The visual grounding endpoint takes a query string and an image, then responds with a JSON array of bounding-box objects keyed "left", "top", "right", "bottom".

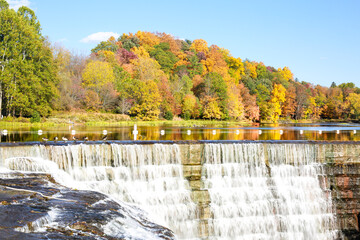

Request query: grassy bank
[
  {"left": 0, "top": 111, "right": 253, "bottom": 127},
  {"left": 0, "top": 111, "right": 356, "bottom": 128}
]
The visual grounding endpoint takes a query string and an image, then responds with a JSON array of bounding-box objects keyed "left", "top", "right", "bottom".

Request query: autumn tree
[
  {"left": 269, "top": 84, "right": 286, "bottom": 122},
  {"left": 128, "top": 80, "right": 161, "bottom": 120},
  {"left": 347, "top": 93, "right": 360, "bottom": 119},
  {"left": 52, "top": 45, "right": 86, "bottom": 110},
  {"left": 82, "top": 60, "right": 116, "bottom": 110},
  {"left": 201, "top": 96, "right": 222, "bottom": 120},
  {"left": 42, "top": 29, "right": 360, "bottom": 123},
  {"left": 182, "top": 94, "right": 200, "bottom": 119}
]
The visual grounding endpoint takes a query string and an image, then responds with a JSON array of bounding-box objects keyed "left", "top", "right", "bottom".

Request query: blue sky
[{"left": 7, "top": 0, "right": 360, "bottom": 87}]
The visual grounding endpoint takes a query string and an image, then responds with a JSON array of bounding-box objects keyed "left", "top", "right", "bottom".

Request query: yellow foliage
[
  {"left": 277, "top": 66, "right": 293, "bottom": 81},
  {"left": 182, "top": 94, "right": 199, "bottom": 118},
  {"left": 244, "top": 61, "right": 257, "bottom": 79},
  {"left": 129, "top": 80, "right": 161, "bottom": 120},
  {"left": 82, "top": 60, "right": 115, "bottom": 90},
  {"left": 174, "top": 59, "right": 190, "bottom": 69},
  {"left": 131, "top": 46, "right": 150, "bottom": 58},
  {"left": 269, "top": 84, "right": 286, "bottom": 122},
  {"left": 98, "top": 50, "right": 116, "bottom": 65},
  {"left": 201, "top": 96, "right": 222, "bottom": 120},
  {"left": 108, "top": 36, "right": 116, "bottom": 42},
  {"left": 304, "top": 96, "right": 317, "bottom": 119},
  {"left": 227, "top": 57, "right": 245, "bottom": 80},
  {"left": 135, "top": 31, "right": 160, "bottom": 52},
  {"left": 177, "top": 52, "right": 188, "bottom": 60},
  {"left": 190, "top": 39, "right": 209, "bottom": 54},
  {"left": 347, "top": 93, "right": 360, "bottom": 116},
  {"left": 227, "top": 83, "right": 244, "bottom": 120},
  {"left": 271, "top": 84, "right": 286, "bottom": 103},
  {"left": 133, "top": 56, "right": 165, "bottom": 82}
]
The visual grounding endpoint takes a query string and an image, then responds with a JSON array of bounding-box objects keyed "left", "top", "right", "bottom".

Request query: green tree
[
  {"left": 0, "top": 3, "right": 58, "bottom": 117},
  {"left": 91, "top": 37, "right": 119, "bottom": 53},
  {"left": 150, "top": 42, "right": 178, "bottom": 74}
]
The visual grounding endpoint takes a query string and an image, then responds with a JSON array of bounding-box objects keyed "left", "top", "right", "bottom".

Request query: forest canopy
[{"left": 1, "top": 2, "right": 359, "bottom": 122}]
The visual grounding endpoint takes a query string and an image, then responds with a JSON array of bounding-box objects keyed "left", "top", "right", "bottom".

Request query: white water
[
  {"left": 203, "top": 143, "right": 338, "bottom": 239},
  {"left": 0, "top": 144, "right": 198, "bottom": 239},
  {"left": 0, "top": 143, "right": 340, "bottom": 239},
  {"left": 16, "top": 208, "right": 59, "bottom": 233}
]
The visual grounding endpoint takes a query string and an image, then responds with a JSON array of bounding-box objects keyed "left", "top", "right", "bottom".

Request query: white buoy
[
  {"left": 133, "top": 125, "right": 138, "bottom": 140},
  {"left": 2, "top": 129, "right": 7, "bottom": 136},
  {"left": 103, "top": 130, "right": 108, "bottom": 135},
  {"left": 336, "top": 130, "right": 340, "bottom": 134},
  {"left": 38, "top": 130, "right": 43, "bottom": 136},
  {"left": 319, "top": 130, "right": 322, "bottom": 134},
  {"left": 71, "top": 130, "right": 76, "bottom": 135},
  {"left": 259, "top": 130, "right": 262, "bottom": 135},
  {"left": 187, "top": 130, "right": 191, "bottom": 135},
  {"left": 280, "top": 130, "right": 283, "bottom": 135},
  {"left": 235, "top": 130, "right": 240, "bottom": 135},
  {"left": 354, "top": 130, "right": 357, "bottom": 134},
  {"left": 212, "top": 130, "right": 216, "bottom": 135},
  {"left": 300, "top": 130, "right": 303, "bottom": 135},
  {"left": 160, "top": 130, "right": 165, "bottom": 136}
]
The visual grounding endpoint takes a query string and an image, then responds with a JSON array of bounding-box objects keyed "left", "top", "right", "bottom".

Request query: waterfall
[
  {"left": 0, "top": 144, "right": 198, "bottom": 239},
  {"left": 203, "top": 143, "right": 338, "bottom": 240},
  {"left": 0, "top": 143, "right": 341, "bottom": 239}
]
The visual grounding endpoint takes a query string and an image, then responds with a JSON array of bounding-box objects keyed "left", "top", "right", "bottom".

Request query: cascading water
[
  {"left": 0, "top": 143, "right": 342, "bottom": 239},
  {"left": 0, "top": 144, "right": 198, "bottom": 239},
  {"left": 202, "top": 143, "right": 339, "bottom": 240}
]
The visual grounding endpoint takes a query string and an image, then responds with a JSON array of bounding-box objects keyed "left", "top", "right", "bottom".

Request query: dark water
[{"left": 0, "top": 122, "right": 359, "bottom": 142}]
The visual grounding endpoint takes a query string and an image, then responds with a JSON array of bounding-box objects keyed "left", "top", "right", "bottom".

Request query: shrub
[
  {"left": 182, "top": 111, "right": 191, "bottom": 120},
  {"left": 164, "top": 111, "right": 174, "bottom": 120},
  {"left": 30, "top": 112, "right": 41, "bottom": 123}
]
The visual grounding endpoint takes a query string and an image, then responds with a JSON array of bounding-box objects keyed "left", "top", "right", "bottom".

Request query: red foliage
[{"left": 116, "top": 48, "right": 138, "bottom": 64}]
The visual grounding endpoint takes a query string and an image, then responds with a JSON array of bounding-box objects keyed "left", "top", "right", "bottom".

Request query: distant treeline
[{"left": 1, "top": 1, "right": 359, "bottom": 122}]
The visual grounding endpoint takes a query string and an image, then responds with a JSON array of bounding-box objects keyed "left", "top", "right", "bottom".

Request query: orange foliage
[
  {"left": 135, "top": 31, "right": 160, "bottom": 50},
  {"left": 192, "top": 75, "right": 204, "bottom": 88},
  {"left": 157, "top": 32, "right": 181, "bottom": 55}
]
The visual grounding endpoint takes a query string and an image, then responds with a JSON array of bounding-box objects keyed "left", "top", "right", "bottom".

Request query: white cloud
[
  {"left": 80, "top": 32, "right": 120, "bottom": 43},
  {"left": 7, "top": 0, "right": 30, "bottom": 10}
]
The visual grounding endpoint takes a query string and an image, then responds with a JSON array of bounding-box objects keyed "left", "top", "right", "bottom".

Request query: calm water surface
[{"left": 0, "top": 122, "right": 359, "bottom": 142}]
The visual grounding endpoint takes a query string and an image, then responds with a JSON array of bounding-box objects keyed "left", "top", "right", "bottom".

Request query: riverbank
[
  {"left": 0, "top": 111, "right": 357, "bottom": 127},
  {"left": 0, "top": 112, "right": 253, "bottom": 127}
]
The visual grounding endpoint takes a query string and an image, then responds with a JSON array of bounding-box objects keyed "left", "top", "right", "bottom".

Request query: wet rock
[{"left": 0, "top": 172, "right": 175, "bottom": 240}]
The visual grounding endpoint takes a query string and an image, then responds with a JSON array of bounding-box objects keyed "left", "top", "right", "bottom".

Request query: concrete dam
[{"left": 0, "top": 141, "right": 359, "bottom": 239}]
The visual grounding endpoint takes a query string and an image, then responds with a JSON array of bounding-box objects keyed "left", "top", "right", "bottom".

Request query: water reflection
[{"left": 0, "top": 123, "right": 359, "bottom": 142}]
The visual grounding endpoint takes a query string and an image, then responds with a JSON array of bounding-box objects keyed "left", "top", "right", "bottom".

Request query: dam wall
[{"left": 0, "top": 141, "right": 359, "bottom": 239}]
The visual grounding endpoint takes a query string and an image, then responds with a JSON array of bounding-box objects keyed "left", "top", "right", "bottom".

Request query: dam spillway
[{"left": 1, "top": 141, "right": 360, "bottom": 239}]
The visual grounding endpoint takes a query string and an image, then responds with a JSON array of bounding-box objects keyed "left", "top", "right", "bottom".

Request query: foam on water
[
  {"left": 0, "top": 143, "right": 341, "bottom": 239},
  {"left": 203, "top": 143, "right": 339, "bottom": 239},
  {"left": 0, "top": 144, "right": 197, "bottom": 239}
]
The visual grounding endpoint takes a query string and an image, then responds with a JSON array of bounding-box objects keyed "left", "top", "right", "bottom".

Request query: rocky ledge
[{"left": 0, "top": 171, "right": 175, "bottom": 240}]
